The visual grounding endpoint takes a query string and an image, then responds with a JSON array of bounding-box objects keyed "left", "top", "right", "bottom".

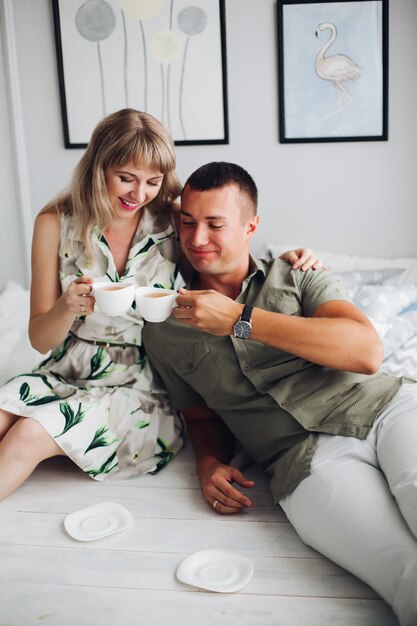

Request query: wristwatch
[{"left": 232, "top": 304, "right": 253, "bottom": 339}]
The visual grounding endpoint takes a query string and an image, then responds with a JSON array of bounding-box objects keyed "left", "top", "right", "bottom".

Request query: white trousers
[{"left": 279, "top": 383, "right": 417, "bottom": 626}]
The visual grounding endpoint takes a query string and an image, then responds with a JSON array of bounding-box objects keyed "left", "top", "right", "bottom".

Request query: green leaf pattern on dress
[
  {"left": 85, "top": 425, "right": 121, "bottom": 454},
  {"left": 18, "top": 376, "right": 61, "bottom": 406},
  {"left": 56, "top": 402, "right": 85, "bottom": 437},
  {"left": 87, "top": 451, "right": 118, "bottom": 477}
]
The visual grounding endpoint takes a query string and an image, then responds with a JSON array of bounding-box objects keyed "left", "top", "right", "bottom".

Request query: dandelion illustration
[
  {"left": 177, "top": 6, "right": 208, "bottom": 139},
  {"left": 120, "top": 9, "right": 129, "bottom": 105},
  {"left": 117, "top": 0, "right": 164, "bottom": 112},
  {"left": 150, "top": 29, "right": 180, "bottom": 127},
  {"left": 75, "top": 0, "right": 116, "bottom": 116}
]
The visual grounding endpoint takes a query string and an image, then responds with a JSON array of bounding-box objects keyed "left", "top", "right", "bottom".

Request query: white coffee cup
[
  {"left": 92, "top": 282, "right": 135, "bottom": 316},
  {"left": 135, "top": 287, "right": 177, "bottom": 322}
]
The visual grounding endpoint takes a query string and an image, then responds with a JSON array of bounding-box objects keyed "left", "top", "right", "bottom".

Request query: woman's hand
[
  {"left": 197, "top": 456, "right": 255, "bottom": 515},
  {"left": 63, "top": 276, "right": 95, "bottom": 316},
  {"left": 280, "top": 247, "right": 326, "bottom": 271}
]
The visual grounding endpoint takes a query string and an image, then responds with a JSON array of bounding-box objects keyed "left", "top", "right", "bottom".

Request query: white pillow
[
  {"left": 0, "top": 281, "right": 42, "bottom": 384},
  {"left": 264, "top": 244, "right": 417, "bottom": 285}
]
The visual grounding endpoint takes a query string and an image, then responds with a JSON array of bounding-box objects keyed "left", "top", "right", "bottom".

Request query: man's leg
[
  {"left": 279, "top": 429, "right": 417, "bottom": 626},
  {"left": 375, "top": 384, "right": 417, "bottom": 539}
]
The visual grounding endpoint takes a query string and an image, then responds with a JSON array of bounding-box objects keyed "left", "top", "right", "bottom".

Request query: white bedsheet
[{"left": 0, "top": 282, "right": 43, "bottom": 385}]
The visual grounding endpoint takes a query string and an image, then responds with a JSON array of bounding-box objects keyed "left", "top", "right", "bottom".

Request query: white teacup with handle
[
  {"left": 135, "top": 287, "right": 177, "bottom": 322},
  {"left": 92, "top": 282, "right": 135, "bottom": 316}
]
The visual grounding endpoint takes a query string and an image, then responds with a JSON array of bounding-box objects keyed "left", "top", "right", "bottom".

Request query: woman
[{"left": 0, "top": 109, "right": 321, "bottom": 500}]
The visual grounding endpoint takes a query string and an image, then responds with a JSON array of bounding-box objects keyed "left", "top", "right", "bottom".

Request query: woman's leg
[
  {"left": 0, "top": 408, "right": 19, "bottom": 439},
  {"left": 0, "top": 416, "right": 65, "bottom": 501},
  {"left": 280, "top": 431, "right": 417, "bottom": 626}
]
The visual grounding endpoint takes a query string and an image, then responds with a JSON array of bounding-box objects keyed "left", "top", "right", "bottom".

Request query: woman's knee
[
  {"left": 5, "top": 417, "right": 61, "bottom": 459},
  {"left": 0, "top": 408, "right": 19, "bottom": 438}
]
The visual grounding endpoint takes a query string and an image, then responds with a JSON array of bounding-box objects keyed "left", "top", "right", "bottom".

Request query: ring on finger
[{"left": 213, "top": 499, "right": 219, "bottom": 510}]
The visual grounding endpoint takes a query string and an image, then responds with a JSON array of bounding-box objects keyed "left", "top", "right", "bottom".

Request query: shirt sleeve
[{"left": 296, "top": 268, "right": 350, "bottom": 318}]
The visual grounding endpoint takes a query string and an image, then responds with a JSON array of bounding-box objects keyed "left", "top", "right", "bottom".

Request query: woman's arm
[{"left": 29, "top": 212, "right": 95, "bottom": 353}]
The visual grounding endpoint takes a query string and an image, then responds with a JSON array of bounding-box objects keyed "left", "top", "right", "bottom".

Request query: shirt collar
[{"left": 182, "top": 254, "right": 267, "bottom": 291}]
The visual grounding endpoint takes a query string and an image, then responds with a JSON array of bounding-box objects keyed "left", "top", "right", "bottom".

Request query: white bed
[{"left": 1, "top": 248, "right": 416, "bottom": 626}]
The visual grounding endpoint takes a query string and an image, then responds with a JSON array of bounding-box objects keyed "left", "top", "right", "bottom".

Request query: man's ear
[{"left": 245, "top": 215, "right": 259, "bottom": 240}]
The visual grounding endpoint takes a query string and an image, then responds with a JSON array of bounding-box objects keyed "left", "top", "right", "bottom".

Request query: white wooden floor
[{"left": 0, "top": 440, "right": 398, "bottom": 626}]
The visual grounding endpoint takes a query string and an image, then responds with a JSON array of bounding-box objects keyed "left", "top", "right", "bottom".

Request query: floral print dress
[{"left": 0, "top": 208, "right": 184, "bottom": 479}]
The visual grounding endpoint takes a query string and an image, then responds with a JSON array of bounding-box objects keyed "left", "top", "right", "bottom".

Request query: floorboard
[{"left": 0, "top": 444, "right": 397, "bottom": 625}]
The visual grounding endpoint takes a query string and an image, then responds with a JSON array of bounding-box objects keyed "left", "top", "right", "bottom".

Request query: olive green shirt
[{"left": 143, "top": 258, "right": 405, "bottom": 502}]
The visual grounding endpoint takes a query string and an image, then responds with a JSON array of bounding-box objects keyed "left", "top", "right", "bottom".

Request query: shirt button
[
  {"left": 186, "top": 362, "right": 193, "bottom": 370},
  {"left": 261, "top": 384, "right": 267, "bottom": 392},
  {"left": 243, "top": 364, "right": 250, "bottom": 371},
  {"left": 282, "top": 400, "right": 289, "bottom": 407}
]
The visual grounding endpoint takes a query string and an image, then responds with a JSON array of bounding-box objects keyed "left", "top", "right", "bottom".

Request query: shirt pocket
[
  {"left": 264, "top": 291, "right": 301, "bottom": 316},
  {"left": 177, "top": 340, "right": 222, "bottom": 397}
]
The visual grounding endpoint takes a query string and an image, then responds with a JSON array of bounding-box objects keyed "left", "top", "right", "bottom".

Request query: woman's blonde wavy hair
[{"left": 41, "top": 109, "right": 181, "bottom": 251}]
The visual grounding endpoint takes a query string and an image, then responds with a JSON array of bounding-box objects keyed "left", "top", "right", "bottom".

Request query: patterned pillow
[
  {"left": 371, "top": 314, "right": 417, "bottom": 360},
  {"left": 382, "top": 334, "right": 417, "bottom": 379},
  {"left": 350, "top": 284, "right": 417, "bottom": 319},
  {"left": 400, "top": 302, "right": 417, "bottom": 315},
  {"left": 335, "top": 268, "right": 405, "bottom": 288}
]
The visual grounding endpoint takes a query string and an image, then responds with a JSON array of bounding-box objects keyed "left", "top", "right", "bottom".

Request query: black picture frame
[
  {"left": 52, "top": 0, "right": 229, "bottom": 148},
  {"left": 277, "top": 0, "right": 388, "bottom": 143}
]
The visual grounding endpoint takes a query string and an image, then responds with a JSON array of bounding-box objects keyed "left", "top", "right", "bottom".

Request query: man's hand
[
  {"left": 173, "top": 288, "right": 242, "bottom": 335},
  {"left": 197, "top": 456, "right": 254, "bottom": 515}
]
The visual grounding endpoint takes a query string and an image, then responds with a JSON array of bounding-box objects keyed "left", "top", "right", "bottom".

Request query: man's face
[{"left": 179, "top": 184, "right": 258, "bottom": 277}]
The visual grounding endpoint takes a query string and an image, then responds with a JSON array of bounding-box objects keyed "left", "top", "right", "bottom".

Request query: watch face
[{"left": 233, "top": 320, "right": 252, "bottom": 339}]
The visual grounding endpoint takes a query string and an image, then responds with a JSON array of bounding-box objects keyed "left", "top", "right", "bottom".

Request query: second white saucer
[{"left": 176, "top": 549, "right": 254, "bottom": 593}]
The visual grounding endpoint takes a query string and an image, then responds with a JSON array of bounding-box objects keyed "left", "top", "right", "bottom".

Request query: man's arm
[
  {"left": 182, "top": 402, "right": 254, "bottom": 515},
  {"left": 173, "top": 291, "right": 383, "bottom": 375}
]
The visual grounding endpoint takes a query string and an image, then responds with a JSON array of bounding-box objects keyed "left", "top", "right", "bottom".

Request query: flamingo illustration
[{"left": 315, "top": 22, "right": 361, "bottom": 115}]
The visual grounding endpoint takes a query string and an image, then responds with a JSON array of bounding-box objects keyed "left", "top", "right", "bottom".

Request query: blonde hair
[{"left": 41, "top": 109, "right": 181, "bottom": 250}]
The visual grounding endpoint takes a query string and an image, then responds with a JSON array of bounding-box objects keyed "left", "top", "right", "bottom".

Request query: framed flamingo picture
[
  {"left": 52, "top": 0, "right": 228, "bottom": 147},
  {"left": 277, "top": 0, "right": 388, "bottom": 142}
]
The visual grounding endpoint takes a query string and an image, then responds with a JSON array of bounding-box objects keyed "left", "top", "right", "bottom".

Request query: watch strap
[{"left": 240, "top": 304, "right": 253, "bottom": 323}]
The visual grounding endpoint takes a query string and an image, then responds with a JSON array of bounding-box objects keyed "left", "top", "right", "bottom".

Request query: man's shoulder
[
  {"left": 254, "top": 256, "right": 294, "bottom": 280},
  {"left": 260, "top": 257, "right": 316, "bottom": 289}
]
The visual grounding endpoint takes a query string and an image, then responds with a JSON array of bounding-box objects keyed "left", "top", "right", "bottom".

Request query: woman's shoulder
[{"left": 34, "top": 209, "right": 60, "bottom": 232}]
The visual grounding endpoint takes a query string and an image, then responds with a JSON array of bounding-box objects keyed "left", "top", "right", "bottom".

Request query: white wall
[
  {"left": 1, "top": 0, "right": 416, "bottom": 289},
  {"left": 0, "top": 0, "right": 27, "bottom": 287}
]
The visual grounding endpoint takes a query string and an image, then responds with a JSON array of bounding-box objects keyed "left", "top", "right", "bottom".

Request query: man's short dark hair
[{"left": 182, "top": 162, "right": 258, "bottom": 213}]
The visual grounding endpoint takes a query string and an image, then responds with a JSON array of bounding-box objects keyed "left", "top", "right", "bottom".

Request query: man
[{"left": 143, "top": 162, "right": 417, "bottom": 625}]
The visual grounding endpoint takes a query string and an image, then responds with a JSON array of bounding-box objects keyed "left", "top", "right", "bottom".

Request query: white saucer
[
  {"left": 64, "top": 502, "right": 133, "bottom": 541},
  {"left": 176, "top": 550, "right": 254, "bottom": 593}
]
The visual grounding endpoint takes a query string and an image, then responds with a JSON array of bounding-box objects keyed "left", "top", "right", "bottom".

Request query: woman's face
[{"left": 105, "top": 161, "right": 164, "bottom": 219}]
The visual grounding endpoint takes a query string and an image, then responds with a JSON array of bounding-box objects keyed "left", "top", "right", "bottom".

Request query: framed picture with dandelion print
[
  {"left": 52, "top": 0, "right": 228, "bottom": 147},
  {"left": 277, "top": 0, "right": 388, "bottom": 143}
]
